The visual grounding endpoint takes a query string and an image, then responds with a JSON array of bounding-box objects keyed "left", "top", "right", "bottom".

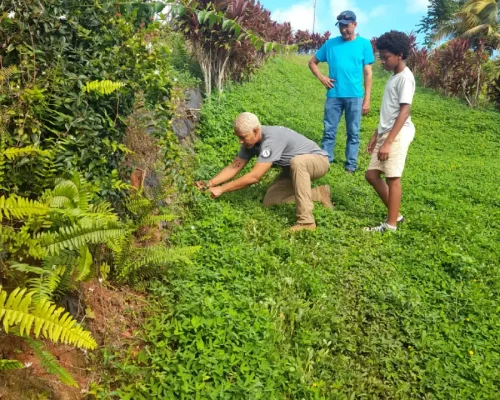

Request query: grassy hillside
[{"left": 113, "top": 55, "right": 500, "bottom": 399}]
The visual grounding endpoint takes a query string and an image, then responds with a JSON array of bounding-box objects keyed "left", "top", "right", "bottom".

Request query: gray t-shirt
[
  {"left": 237, "top": 126, "right": 327, "bottom": 167},
  {"left": 378, "top": 67, "right": 415, "bottom": 134}
]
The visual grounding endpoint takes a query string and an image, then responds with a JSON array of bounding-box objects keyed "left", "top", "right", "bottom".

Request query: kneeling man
[{"left": 196, "top": 112, "right": 333, "bottom": 232}]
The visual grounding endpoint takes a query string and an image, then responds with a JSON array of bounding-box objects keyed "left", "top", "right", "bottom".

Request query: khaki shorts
[{"left": 368, "top": 126, "right": 415, "bottom": 178}]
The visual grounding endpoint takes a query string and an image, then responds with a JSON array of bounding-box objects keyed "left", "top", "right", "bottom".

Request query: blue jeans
[{"left": 322, "top": 97, "right": 363, "bottom": 171}]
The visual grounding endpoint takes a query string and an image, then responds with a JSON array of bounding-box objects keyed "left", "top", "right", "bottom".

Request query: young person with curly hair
[{"left": 365, "top": 31, "right": 416, "bottom": 232}]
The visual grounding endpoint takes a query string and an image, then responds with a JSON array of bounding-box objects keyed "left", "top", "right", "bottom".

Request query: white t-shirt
[{"left": 378, "top": 67, "right": 415, "bottom": 135}]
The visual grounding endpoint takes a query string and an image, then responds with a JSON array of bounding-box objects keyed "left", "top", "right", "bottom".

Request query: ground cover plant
[{"left": 100, "top": 55, "right": 500, "bottom": 399}]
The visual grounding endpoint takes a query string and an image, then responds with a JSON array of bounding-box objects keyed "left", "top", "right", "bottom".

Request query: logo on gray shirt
[{"left": 261, "top": 149, "right": 271, "bottom": 158}]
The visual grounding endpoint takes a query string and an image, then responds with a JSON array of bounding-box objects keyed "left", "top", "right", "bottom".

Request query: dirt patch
[{"left": 0, "top": 281, "right": 148, "bottom": 399}]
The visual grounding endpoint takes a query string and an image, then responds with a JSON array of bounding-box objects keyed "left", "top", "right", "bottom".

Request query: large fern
[
  {"left": 112, "top": 193, "right": 198, "bottom": 283},
  {"left": 26, "top": 337, "right": 78, "bottom": 387},
  {"left": 0, "top": 286, "right": 97, "bottom": 350}
]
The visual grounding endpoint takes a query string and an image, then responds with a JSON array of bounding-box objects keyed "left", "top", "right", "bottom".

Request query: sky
[{"left": 262, "top": 0, "right": 429, "bottom": 42}]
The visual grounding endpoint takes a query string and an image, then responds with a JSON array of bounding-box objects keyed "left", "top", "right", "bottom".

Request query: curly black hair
[{"left": 376, "top": 31, "right": 411, "bottom": 60}]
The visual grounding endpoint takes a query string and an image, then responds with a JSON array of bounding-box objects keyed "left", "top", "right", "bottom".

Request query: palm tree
[{"left": 434, "top": 0, "right": 500, "bottom": 50}]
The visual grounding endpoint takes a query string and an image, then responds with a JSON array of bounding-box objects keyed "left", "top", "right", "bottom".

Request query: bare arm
[
  {"left": 308, "top": 56, "right": 335, "bottom": 89},
  {"left": 209, "top": 162, "right": 273, "bottom": 197},
  {"left": 377, "top": 104, "right": 412, "bottom": 161},
  {"left": 195, "top": 157, "right": 248, "bottom": 190},
  {"left": 362, "top": 64, "right": 373, "bottom": 115}
]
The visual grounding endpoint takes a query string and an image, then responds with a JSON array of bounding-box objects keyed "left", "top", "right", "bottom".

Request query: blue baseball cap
[{"left": 336, "top": 10, "right": 356, "bottom": 25}]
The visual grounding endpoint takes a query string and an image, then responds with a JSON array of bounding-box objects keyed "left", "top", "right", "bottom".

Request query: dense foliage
[
  {"left": 0, "top": 0, "right": 198, "bottom": 382},
  {"left": 407, "top": 37, "right": 490, "bottom": 107},
  {"left": 0, "top": 0, "right": 180, "bottom": 200},
  {"left": 412, "top": 0, "right": 500, "bottom": 108},
  {"left": 101, "top": 56, "right": 500, "bottom": 398}
]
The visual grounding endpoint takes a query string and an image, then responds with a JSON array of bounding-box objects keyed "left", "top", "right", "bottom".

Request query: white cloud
[
  {"left": 406, "top": 0, "right": 429, "bottom": 13},
  {"left": 272, "top": 1, "right": 320, "bottom": 32}
]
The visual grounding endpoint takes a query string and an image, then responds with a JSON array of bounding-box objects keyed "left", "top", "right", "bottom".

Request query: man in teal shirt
[{"left": 309, "top": 10, "right": 374, "bottom": 173}]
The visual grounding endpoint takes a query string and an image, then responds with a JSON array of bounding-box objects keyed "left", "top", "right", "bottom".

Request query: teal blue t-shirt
[{"left": 315, "top": 36, "right": 374, "bottom": 98}]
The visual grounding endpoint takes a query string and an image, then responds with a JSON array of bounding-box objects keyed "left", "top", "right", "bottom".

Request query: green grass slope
[{"left": 116, "top": 55, "right": 500, "bottom": 399}]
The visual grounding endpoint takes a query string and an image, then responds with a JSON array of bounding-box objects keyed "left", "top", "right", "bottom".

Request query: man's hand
[
  {"left": 195, "top": 180, "right": 211, "bottom": 191},
  {"left": 367, "top": 134, "right": 377, "bottom": 154},
  {"left": 208, "top": 186, "right": 223, "bottom": 198},
  {"left": 377, "top": 140, "right": 392, "bottom": 161},
  {"left": 362, "top": 99, "right": 370, "bottom": 115},
  {"left": 319, "top": 74, "right": 335, "bottom": 89}
]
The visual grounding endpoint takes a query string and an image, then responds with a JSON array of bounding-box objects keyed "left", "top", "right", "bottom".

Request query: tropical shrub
[
  {"left": 410, "top": 38, "right": 488, "bottom": 106},
  {"left": 0, "top": 0, "right": 176, "bottom": 202},
  {"left": 486, "top": 58, "right": 500, "bottom": 109},
  {"left": 295, "top": 30, "right": 331, "bottom": 54},
  {"left": 173, "top": 0, "right": 296, "bottom": 96}
]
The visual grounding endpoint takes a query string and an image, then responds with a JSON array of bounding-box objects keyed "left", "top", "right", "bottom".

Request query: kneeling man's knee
[{"left": 290, "top": 157, "right": 305, "bottom": 171}]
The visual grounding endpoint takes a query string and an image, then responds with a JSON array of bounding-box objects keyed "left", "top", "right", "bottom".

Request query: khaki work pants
[{"left": 263, "top": 154, "right": 330, "bottom": 224}]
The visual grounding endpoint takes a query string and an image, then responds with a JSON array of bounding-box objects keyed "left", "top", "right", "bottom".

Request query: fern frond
[
  {"left": 71, "top": 173, "right": 92, "bottom": 212},
  {"left": 39, "top": 220, "right": 125, "bottom": 255},
  {"left": 116, "top": 245, "right": 199, "bottom": 282},
  {"left": 75, "top": 247, "right": 92, "bottom": 282},
  {"left": 3, "top": 146, "right": 52, "bottom": 161},
  {"left": 27, "top": 266, "right": 65, "bottom": 303},
  {"left": 139, "top": 213, "right": 176, "bottom": 227},
  {"left": 82, "top": 80, "right": 125, "bottom": 95},
  {"left": 9, "top": 263, "right": 49, "bottom": 275},
  {"left": 50, "top": 180, "right": 79, "bottom": 208},
  {"left": 0, "top": 195, "right": 49, "bottom": 222},
  {"left": 0, "top": 359, "right": 24, "bottom": 371},
  {"left": 26, "top": 337, "right": 78, "bottom": 387},
  {"left": 0, "top": 66, "right": 17, "bottom": 81},
  {"left": 125, "top": 197, "right": 153, "bottom": 215},
  {"left": 3, "top": 226, "right": 47, "bottom": 260},
  {"left": 0, "top": 287, "right": 97, "bottom": 349},
  {"left": 89, "top": 201, "right": 117, "bottom": 218}
]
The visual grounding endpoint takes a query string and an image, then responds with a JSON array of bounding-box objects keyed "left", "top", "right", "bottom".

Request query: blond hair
[{"left": 234, "top": 112, "right": 261, "bottom": 134}]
